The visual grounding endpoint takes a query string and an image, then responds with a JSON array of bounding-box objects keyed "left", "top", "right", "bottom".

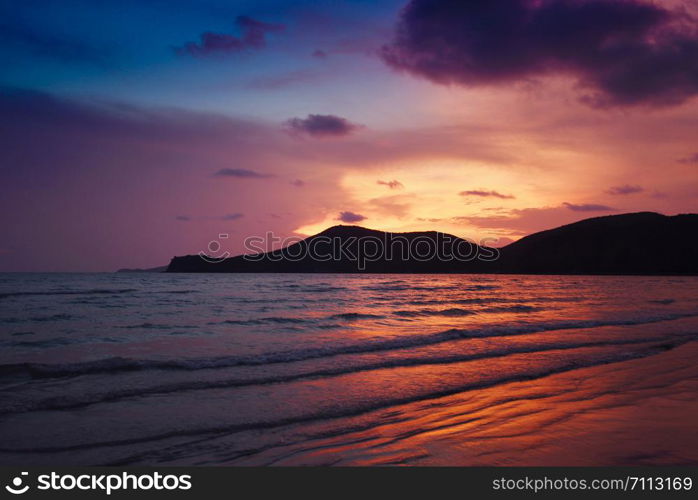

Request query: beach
[{"left": 1, "top": 273, "right": 697, "bottom": 466}]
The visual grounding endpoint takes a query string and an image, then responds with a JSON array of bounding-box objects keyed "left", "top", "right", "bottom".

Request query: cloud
[
  {"left": 382, "top": 0, "right": 698, "bottom": 107},
  {"left": 463, "top": 204, "right": 616, "bottom": 236},
  {"left": 337, "top": 211, "right": 367, "bottom": 223},
  {"left": 221, "top": 213, "right": 244, "bottom": 221},
  {"left": 285, "top": 114, "right": 361, "bottom": 138},
  {"left": 377, "top": 179, "right": 404, "bottom": 189},
  {"left": 606, "top": 184, "right": 644, "bottom": 195},
  {"left": 460, "top": 189, "right": 515, "bottom": 199},
  {"left": 677, "top": 153, "right": 698, "bottom": 164},
  {"left": 178, "top": 213, "right": 244, "bottom": 221},
  {"left": 563, "top": 202, "right": 616, "bottom": 212},
  {"left": 176, "top": 16, "right": 284, "bottom": 57},
  {"left": 290, "top": 179, "right": 305, "bottom": 187},
  {"left": 312, "top": 49, "right": 327, "bottom": 59},
  {"left": 214, "top": 168, "right": 273, "bottom": 178}
]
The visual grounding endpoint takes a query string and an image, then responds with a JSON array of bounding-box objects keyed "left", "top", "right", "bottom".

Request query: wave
[
  {"left": 328, "top": 313, "right": 387, "bottom": 321},
  {"left": 396, "top": 296, "right": 579, "bottom": 306},
  {"left": 2, "top": 335, "right": 694, "bottom": 416},
  {"left": 1, "top": 338, "right": 82, "bottom": 349},
  {"left": 117, "top": 323, "right": 196, "bottom": 330},
  {"left": 215, "top": 317, "right": 314, "bottom": 326},
  {"left": 29, "top": 313, "right": 75, "bottom": 322},
  {"left": 0, "top": 340, "right": 684, "bottom": 453},
  {"left": 394, "top": 308, "right": 476, "bottom": 318},
  {"left": 1, "top": 336, "right": 122, "bottom": 349},
  {"left": 393, "top": 304, "right": 538, "bottom": 317},
  {"left": 0, "top": 289, "right": 137, "bottom": 300},
  {"left": 486, "top": 305, "right": 539, "bottom": 313},
  {"left": 296, "top": 286, "right": 347, "bottom": 293},
  {"left": 2, "top": 311, "right": 696, "bottom": 380},
  {"left": 648, "top": 299, "right": 676, "bottom": 305},
  {"left": 213, "top": 312, "right": 386, "bottom": 326}
]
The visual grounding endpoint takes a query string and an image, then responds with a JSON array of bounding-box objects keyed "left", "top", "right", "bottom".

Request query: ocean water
[{"left": 1, "top": 273, "right": 698, "bottom": 466}]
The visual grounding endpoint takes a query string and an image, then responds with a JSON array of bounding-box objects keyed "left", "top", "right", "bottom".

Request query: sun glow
[{"left": 295, "top": 158, "right": 548, "bottom": 243}]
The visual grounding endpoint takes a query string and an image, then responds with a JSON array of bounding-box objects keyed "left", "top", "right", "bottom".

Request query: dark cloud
[
  {"left": 377, "top": 179, "right": 404, "bottom": 189},
  {"left": 460, "top": 189, "right": 515, "bottom": 199},
  {"left": 312, "top": 49, "right": 327, "bottom": 59},
  {"left": 290, "top": 179, "right": 305, "bottom": 187},
  {"left": 221, "top": 213, "right": 244, "bottom": 221},
  {"left": 214, "top": 168, "right": 273, "bottom": 178},
  {"left": 677, "top": 153, "right": 698, "bottom": 164},
  {"left": 563, "top": 202, "right": 616, "bottom": 212},
  {"left": 285, "top": 114, "right": 361, "bottom": 138},
  {"left": 175, "top": 215, "right": 190, "bottom": 221},
  {"left": 176, "top": 16, "right": 284, "bottom": 57},
  {"left": 337, "top": 211, "right": 367, "bottom": 223},
  {"left": 382, "top": 0, "right": 698, "bottom": 107},
  {"left": 606, "top": 184, "right": 644, "bottom": 195}
]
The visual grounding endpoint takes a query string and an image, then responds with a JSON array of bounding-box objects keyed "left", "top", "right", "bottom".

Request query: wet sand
[{"left": 237, "top": 341, "right": 698, "bottom": 466}]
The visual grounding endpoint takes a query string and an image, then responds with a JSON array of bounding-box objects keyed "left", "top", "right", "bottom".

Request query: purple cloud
[
  {"left": 214, "top": 168, "right": 273, "bottom": 178},
  {"left": 312, "top": 49, "right": 327, "bottom": 59},
  {"left": 377, "top": 179, "right": 404, "bottom": 189},
  {"left": 563, "top": 202, "right": 616, "bottom": 212},
  {"left": 606, "top": 184, "right": 644, "bottom": 195},
  {"left": 175, "top": 215, "right": 190, "bottom": 221},
  {"left": 221, "top": 213, "right": 244, "bottom": 221},
  {"left": 460, "top": 189, "right": 515, "bottom": 200},
  {"left": 176, "top": 16, "right": 284, "bottom": 57},
  {"left": 337, "top": 211, "right": 367, "bottom": 223},
  {"left": 382, "top": 0, "right": 698, "bottom": 107},
  {"left": 677, "top": 153, "right": 698, "bottom": 164},
  {"left": 290, "top": 179, "right": 305, "bottom": 187},
  {"left": 285, "top": 114, "right": 361, "bottom": 138}
]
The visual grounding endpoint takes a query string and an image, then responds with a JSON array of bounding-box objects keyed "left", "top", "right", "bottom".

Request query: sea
[{"left": 1, "top": 273, "right": 698, "bottom": 466}]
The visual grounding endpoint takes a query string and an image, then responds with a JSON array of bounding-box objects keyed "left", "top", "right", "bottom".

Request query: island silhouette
[{"left": 161, "top": 212, "right": 698, "bottom": 275}]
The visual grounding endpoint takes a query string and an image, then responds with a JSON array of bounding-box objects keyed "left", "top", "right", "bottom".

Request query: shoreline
[{"left": 233, "top": 341, "right": 698, "bottom": 466}]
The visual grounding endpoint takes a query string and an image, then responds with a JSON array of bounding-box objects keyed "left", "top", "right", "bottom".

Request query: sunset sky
[{"left": 1, "top": 0, "right": 697, "bottom": 271}]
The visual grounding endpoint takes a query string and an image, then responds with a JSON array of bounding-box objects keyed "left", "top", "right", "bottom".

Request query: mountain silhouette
[
  {"left": 165, "top": 212, "right": 698, "bottom": 275},
  {"left": 167, "top": 225, "right": 497, "bottom": 273},
  {"left": 496, "top": 212, "right": 698, "bottom": 275}
]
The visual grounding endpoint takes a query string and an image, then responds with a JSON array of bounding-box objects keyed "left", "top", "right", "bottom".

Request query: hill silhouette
[
  {"left": 496, "top": 212, "right": 698, "bottom": 275},
  {"left": 165, "top": 212, "right": 698, "bottom": 275},
  {"left": 167, "top": 225, "right": 496, "bottom": 273}
]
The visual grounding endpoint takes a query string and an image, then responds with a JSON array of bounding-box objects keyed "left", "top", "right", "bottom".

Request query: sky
[{"left": 1, "top": 0, "right": 697, "bottom": 271}]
